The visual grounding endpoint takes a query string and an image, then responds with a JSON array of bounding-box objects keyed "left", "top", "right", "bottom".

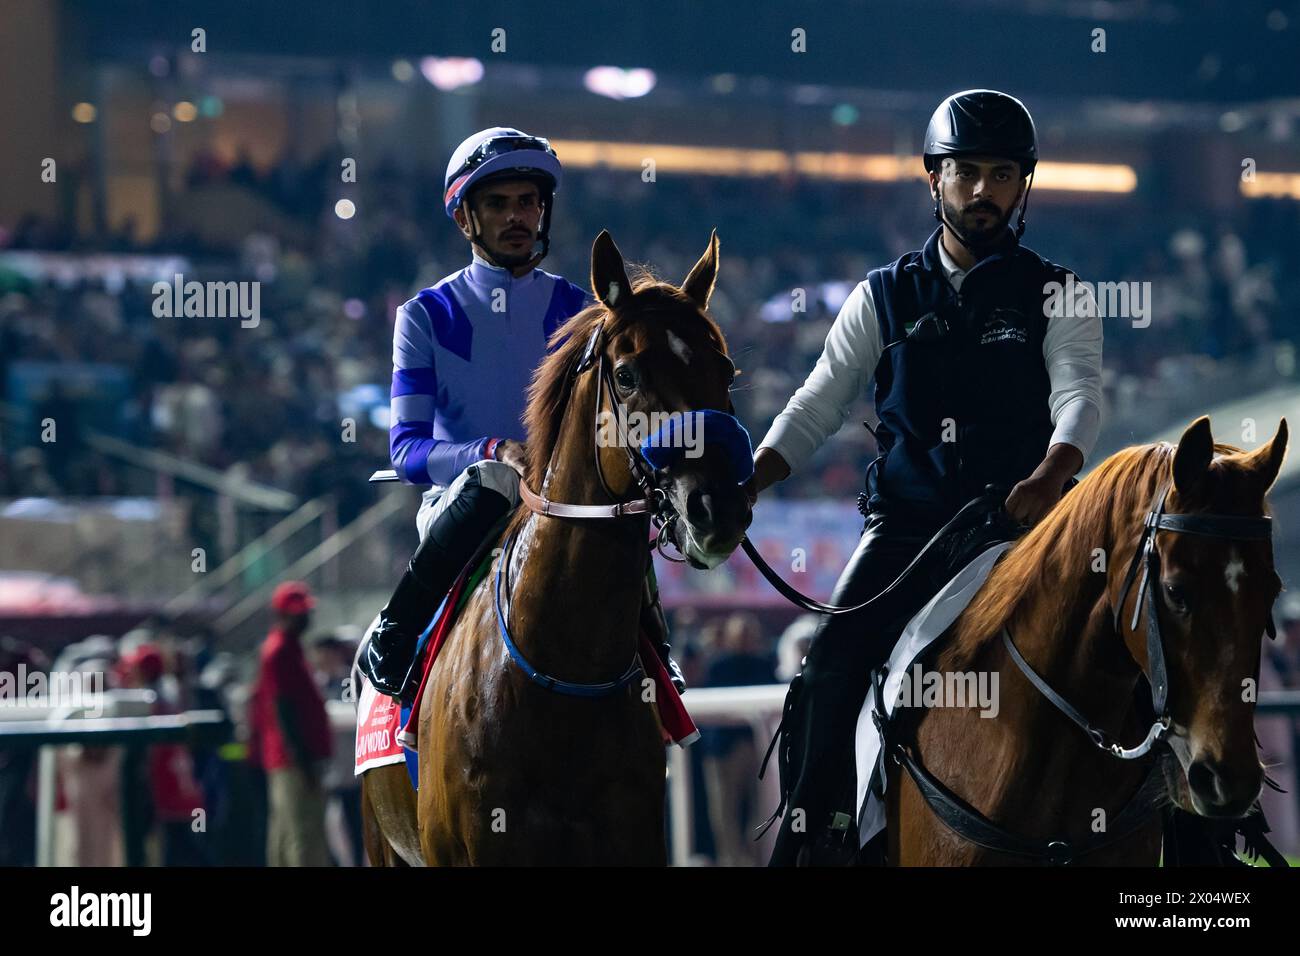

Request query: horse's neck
[
  {"left": 920, "top": 517, "right": 1151, "bottom": 843},
  {"left": 505, "top": 389, "right": 651, "bottom": 683}
]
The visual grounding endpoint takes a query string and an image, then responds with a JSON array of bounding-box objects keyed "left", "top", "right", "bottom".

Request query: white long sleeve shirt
[{"left": 758, "top": 239, "right": 1103, "bottom": 475}]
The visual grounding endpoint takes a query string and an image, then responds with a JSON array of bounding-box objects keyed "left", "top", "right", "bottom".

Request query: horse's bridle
[
  {"left": 883, "top": 472, "right": 1278, "bottom": 864},
  {"left": 517, "top": 320, "right": 692, "bottom": 563}
]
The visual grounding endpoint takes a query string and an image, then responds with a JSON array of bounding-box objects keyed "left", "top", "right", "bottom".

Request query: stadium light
[
  {"left": 419, "top": 57, "right": 484, "bottom": 91},
  {"left": 1241, "top": 172, "right": 1300, "bottom": 200},
  {"left": 583, "top": 67, "right": 656, "bottom": 100},
  {"left": 548, "top": 139, "right": 1137, "bottom": 192}
]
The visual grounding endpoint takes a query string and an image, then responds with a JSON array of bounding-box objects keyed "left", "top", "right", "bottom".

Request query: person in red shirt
[
  {"left": 117, "top": 644, "right": 208, "bottom": 866},
  {"left": 249, "top": 582, "right": 333, "bottom": 866}
]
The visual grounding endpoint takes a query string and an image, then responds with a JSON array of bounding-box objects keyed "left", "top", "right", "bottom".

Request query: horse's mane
[
  {"left": 517, "top": 269, "right": 726, "bottom": 497},
  {"left": 943, "top": 439, "right": 1248, "bottom": 670},
  {"left": 518, "top": 300, "right": 614, "bottom": 494}
]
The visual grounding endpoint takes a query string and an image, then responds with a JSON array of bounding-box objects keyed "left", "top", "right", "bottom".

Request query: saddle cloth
[
  {"left": 853, "top": 540, "right": 1014, "bottom": 848},
  {"left": 354, "top": 678, "right": 406, "bottom": 775}
]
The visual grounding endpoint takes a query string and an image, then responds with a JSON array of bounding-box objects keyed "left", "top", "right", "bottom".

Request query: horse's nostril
[
  {"left": 1187, "top": 760, "right": 1217, "bottom": 802},
  {"left": 1187, "top": 757, "right": 1256, "bottom": 814},
  {"left": 686, "top": 489, "right": 714, "bottom": 527}
]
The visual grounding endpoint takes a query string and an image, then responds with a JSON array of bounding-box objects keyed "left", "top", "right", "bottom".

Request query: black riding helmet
[{"left": 923, "top": 89, "right": 1038, "bottom": 242}]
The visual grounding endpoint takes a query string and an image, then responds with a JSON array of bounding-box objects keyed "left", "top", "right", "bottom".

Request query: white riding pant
[{"left": 414, "top": 458, "right": 522, "bottom": 542}]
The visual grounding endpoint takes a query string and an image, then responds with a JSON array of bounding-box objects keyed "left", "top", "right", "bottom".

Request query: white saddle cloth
[{"left": 854, "top": 541, "right": 1014, "bottom": 848}]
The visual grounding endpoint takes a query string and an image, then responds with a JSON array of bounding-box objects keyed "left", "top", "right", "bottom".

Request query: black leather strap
[
  {"left": 1156, "top": 513, "right": 1272, "bottom": 539},
  {"left": 741, "top": 489, "right": 1020, "bottom": 617},
  {"left": 892, "top": 741, "right": 1162, "bottom": 865}
]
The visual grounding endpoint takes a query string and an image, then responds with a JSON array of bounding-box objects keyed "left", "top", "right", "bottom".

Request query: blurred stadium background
[{"left": 1, "top": 0, "right": 1299, "bottom": 865}]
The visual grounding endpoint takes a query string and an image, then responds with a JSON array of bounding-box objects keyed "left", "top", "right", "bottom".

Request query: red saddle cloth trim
[{"left": 396, "top": 568, "right": 472, "bottom": 750}]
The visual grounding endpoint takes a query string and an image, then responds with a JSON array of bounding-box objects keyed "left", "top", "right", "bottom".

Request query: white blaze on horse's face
[
  {"left": 1223, "top": 548, "right": 1245, "bottom": 595},
  {"left": 665, "top": 330, "right": 692, "bottom": 367},
  {"left": 1152, "top": 417, "right": 1288, "bottom": 820}
]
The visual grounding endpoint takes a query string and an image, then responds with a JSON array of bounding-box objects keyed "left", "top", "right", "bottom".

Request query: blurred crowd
[
  {"left": 0, "top": 605, "right": 359, "bottom": 867},
  {"left": 3, "top": 147, "right": 1299, "bottom": 514}
]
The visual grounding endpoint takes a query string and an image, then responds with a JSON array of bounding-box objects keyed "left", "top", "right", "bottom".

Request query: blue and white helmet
[{"left": 443, "top": 127, "right": 563, "bottom": 220}]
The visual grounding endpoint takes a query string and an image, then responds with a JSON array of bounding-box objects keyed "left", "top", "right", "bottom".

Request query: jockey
[
  {"left": 357, "top": 127, "right": 684, "bottom": 703},
  {"left": 746, "top": 91, "right": 1105, "bottom": 865}
]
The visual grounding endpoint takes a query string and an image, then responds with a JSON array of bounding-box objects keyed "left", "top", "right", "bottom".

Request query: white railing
[{"left": 670, "top": 684, "right": 787, "bottom": 866}]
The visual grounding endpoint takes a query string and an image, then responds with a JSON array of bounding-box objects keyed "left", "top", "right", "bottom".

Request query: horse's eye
[
  {"left": 1163, "top": 582, "right": 1189, "bottom": 612},
  {"left": 615, "top": 365, "right": 637, "bottom": 390}
]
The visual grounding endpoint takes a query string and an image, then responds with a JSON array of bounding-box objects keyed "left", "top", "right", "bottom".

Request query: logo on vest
[{"left": 978, "top": 308, "right": 1027, "bottom": 346}]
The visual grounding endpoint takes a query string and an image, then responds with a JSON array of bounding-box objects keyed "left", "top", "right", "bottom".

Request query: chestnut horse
[
  {"left": 882, "top": 416, "right": 1286, "bottom": 864},
  {"left": 362, "top": 231, "right": 751, "bottom": 865}
]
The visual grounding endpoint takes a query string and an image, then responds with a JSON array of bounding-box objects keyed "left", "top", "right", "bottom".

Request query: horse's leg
[
  {"left": 360, "top": 775, "right": 387, "bottom": 867},
  {"left": 360, "top": 779, "right": 410, "bottom": 867},
  {"left": 360, "top": 764, "right": 423, "bottom": 866}
]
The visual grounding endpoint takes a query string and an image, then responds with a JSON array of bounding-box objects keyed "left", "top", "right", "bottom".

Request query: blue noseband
[{"left": 638, "top": 409, "right": 754, "bottom": 483}]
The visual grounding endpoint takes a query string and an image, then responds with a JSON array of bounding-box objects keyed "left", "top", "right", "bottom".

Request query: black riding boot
[
  {"left": 358, "top": 474, "right": 513, "bottom": 702},
  {"left": 768, "top": 667, "right": 865, "bottom": 866}
]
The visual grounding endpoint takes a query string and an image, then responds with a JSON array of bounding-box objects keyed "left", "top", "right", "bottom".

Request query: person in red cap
[{"left": 248, "top": 581, "right": 333, "bottom": 866}]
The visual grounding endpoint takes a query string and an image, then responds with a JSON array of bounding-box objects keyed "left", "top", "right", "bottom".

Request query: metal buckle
[
  {"left": 1045, "top": 841, "right": 1073, "bottom": 866},
  {"left": 575, "top": 323, "right": 603, "bottom": 374}
]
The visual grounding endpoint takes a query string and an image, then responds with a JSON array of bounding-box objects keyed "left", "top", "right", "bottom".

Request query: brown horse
[
  {"left": 883, "top": 416, "right": 1286, "bottom": 864},
  {"left": 362, "top": 230, "right": 752, "bottom": 865}
]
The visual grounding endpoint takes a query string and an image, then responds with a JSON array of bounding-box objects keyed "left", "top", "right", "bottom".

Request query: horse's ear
[
  {"left": 1172, "top": 416, "right": 1215, "bottom": 496},
  {"left": 682, "top": 229, "right": 720, "bottom": 308},
  {"left": 591, "top": 230, "right": 633, "bottom": 311},
  {"left": 1241, "top": 418, "right": 1288, "bottom": 496}
]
